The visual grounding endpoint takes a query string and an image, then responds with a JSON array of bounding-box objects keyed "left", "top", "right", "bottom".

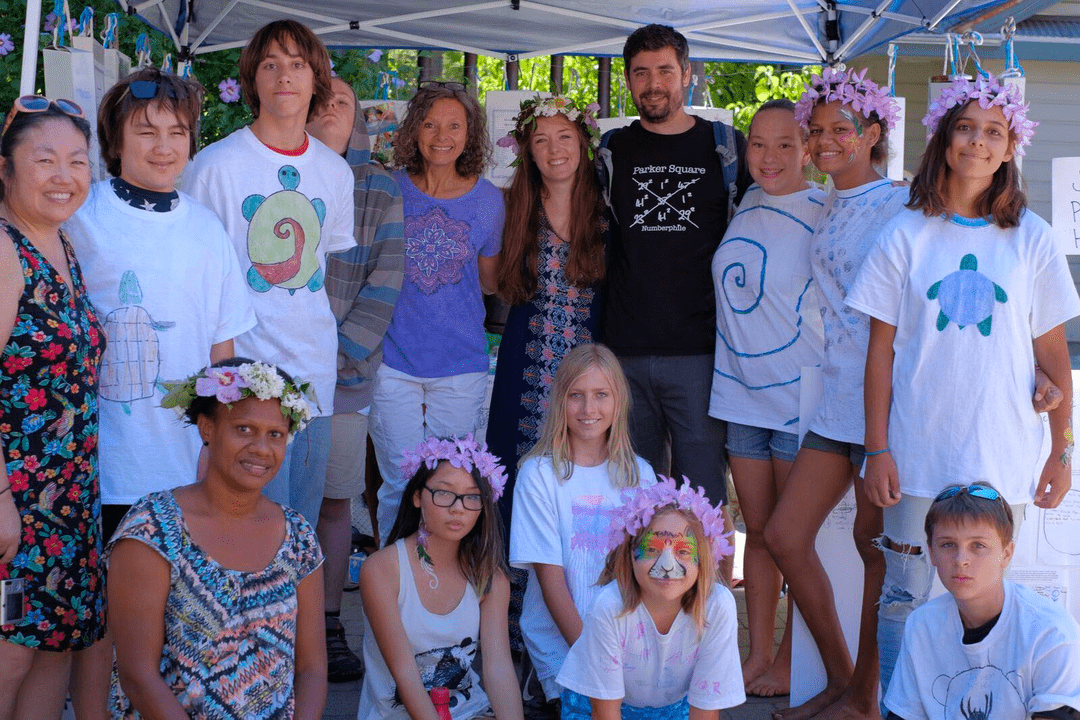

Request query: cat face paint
[{"left": 635, "top": 527, "right": 699, "bottom": 580}]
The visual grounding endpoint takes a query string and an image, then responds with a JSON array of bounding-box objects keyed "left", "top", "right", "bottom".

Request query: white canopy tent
[{"left": 20, "top": 0, "right": 1050, "bottom": 94}]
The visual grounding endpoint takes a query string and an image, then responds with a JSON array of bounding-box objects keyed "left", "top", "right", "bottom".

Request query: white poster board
[
  {"left": 484, "top": 90, "right": 551, "bottom": 188},
  {"left": 1052, "top": 157, "right": 1080, "bottom": 256},
  {"left": 790, "top": 368, "right": 1080, "bottom": 706}
]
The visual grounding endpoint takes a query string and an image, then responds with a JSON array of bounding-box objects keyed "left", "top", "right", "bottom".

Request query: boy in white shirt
[
  {"left": 884, "top": 483, "right": 1080, "bottom": 720},
  {"left": 183, "top": 19, "right": 355, "bottom": 524}
]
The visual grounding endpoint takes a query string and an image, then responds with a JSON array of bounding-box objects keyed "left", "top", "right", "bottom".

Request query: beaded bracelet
[{"left": 864, "top": 447, "right": 890, "bottom": 457}]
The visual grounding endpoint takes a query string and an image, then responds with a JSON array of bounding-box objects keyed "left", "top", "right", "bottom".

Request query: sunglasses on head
[
  {"left": 419, "top": 80, "right": 466, "bottom": 92},
  {"left": 2, "top": 95, "right": 85, "bottom": 137},
  {"left": 933, "top": 485, "right": 1001, "bottom": 503},
  {"left": 126, "top": 80, "right": 179, "bottom": 100}
]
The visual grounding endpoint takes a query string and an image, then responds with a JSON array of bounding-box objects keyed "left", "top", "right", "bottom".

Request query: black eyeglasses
[
  {"left": 423, "top": 484, "right": 483, "bottom": 511},
  {"left": 419, "top": 80, "right": 466, "bottom": 92},
  {"left": 125, "top": 80, "right": 179, "bottom": 101},
  {"left": 934, "top": 485, "right": 1001, "bottom": 503},
  {"left": 2, "top": 96, "right": 84, "bottom": 137}
]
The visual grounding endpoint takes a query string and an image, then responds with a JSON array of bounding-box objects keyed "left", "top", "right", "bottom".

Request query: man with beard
[{"left": 597, "top": 24, "right": 750, "bottom": 582}]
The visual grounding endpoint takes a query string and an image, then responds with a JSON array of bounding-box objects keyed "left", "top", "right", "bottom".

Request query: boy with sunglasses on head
[
  {"left": 883, "top": 482, "right": 1080, "bottom": 720},
  {"left": 63, "top": 65, "right": 256, "bottom": 717},
  {"left": 182, "top": 19, "right": 355, "bottom": 525}
]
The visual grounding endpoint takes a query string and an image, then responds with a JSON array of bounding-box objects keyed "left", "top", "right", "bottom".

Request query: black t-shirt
[{"left": 604, "top": 116, "right": 747, "bottom": 356}]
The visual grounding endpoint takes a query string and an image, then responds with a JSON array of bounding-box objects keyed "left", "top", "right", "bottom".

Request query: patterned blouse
[{"left": 106, "top": 491, "right": 323, "bottom": 719}]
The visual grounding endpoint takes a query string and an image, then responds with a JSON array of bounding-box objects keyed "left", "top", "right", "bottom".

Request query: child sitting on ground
[{"left": 883, "top": 482, "right": 1080, "bottom": 720}]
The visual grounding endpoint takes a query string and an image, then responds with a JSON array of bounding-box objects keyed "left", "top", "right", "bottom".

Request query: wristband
[{"left": 864, "top": 447, "right": 890, "bottom": 457}]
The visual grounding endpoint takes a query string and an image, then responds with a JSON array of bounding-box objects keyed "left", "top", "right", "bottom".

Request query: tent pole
[
  {"left": 506, "top": 57, "right": 519, "bottom": 90},
  {"left": 464, "top": 53, "right": 478, "bottom": 97},
  {"left": 551, "top": 55, "right": 564, "bottom": 94},
  {"left": 20, "top": 0, "right": 43, "bottom": 95},
  {"left": 597, "top": 57, "right": 611, "bottom": 118}
]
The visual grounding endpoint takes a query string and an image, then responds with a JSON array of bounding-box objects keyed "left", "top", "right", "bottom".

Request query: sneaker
[{"left": 326, "top": 617, "right": 364, "bottom": 683}]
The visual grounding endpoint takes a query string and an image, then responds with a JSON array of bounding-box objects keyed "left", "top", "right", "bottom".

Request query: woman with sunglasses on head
[
  {"left": 358, "top": 436, "right": 523, "bottom": 720},
  {"left": 62, "top": 67, "right": 256, "bottom": 718},
  {"left": 369, "top": 81, "right": 504, "bottom": 545},
  {"left": 0, "top": 96, "right": 104, "bottom": 720}
]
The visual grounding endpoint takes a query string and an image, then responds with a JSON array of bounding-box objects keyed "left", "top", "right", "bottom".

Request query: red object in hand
[{"left": 430, "top": 687, "right": 452, "bottom": 720}]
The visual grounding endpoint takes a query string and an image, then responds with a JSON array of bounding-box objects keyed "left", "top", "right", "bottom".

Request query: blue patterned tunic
[{"left": 106, "top": 491, "right": 323, "bottom": 718}]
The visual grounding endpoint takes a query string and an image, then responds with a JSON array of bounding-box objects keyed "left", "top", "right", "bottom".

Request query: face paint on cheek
[
  {"left": 838, "top": 109, "right": 864, "bottom": 163},
  {"left": 675, "top": 531, "right": 699, "bottom": 565},
  {"left": 634, "top": 531, "right": 657, "bottom": 561}
]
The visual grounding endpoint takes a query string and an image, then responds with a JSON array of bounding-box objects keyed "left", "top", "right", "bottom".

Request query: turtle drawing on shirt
[
  {"left": 926, "top": 253, "right": 1007, "bottom": 337},
  {"left": 391, "top": 637, "right": 476, "bottom": 708},
  {"left": 931, "top": 664, "right": 1026, "bottom": 719},
  {"left": 99, "top": 270, "right": 175, "bottom": 413},
  {"left": 242, "top": 164, "right": 326, "bottom": 294}
]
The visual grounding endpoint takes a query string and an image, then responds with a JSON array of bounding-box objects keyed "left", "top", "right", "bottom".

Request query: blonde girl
[
  {"left": 509, "top": 343, "right": 656, "bottom": 703},
  {"left": 556, "top": 478, "right": 744, "bottom": 719}
]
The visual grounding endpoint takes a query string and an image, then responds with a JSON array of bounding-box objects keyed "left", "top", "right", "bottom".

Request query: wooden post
[
  {"left": 689, "top": 60, "right": 706, "bottom": 106},
  {"left": 551, "top": 55, "right": 564, "bottom": 95},
  {"left": 464, "top": 52, "right": 478, "bottom": 97},
  {"left": 506, "top": 56, "right": 520, "bottom": 90},
  {"left": 597, "top": 57, "right": 612, "bottom": 118}
]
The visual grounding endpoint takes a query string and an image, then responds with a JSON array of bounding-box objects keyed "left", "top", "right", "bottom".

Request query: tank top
[{"left": 357, "top": 539, "right": 490, "bottom": 720}]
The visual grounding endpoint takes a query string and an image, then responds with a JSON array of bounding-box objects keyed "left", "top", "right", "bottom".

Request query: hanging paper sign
[
  {"left": 484, "top": 89, "right": 551, "bottom": 188},
  {"left": 1052, "top": 157, "right": 1080, "bottom": 256}
]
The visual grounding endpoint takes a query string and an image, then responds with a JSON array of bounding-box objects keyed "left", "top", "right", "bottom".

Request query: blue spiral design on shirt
[{"left": 720, "top": 237, "right": 767, "bottom": 315}]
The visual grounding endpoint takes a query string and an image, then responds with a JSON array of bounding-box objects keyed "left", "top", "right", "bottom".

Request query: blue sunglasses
[{"left": 933, "top": 485, "right": 1001, "bottom": 503}]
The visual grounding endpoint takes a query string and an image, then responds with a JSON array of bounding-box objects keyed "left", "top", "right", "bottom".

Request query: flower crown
[
  {"left": 922, "top": 74, "right": 1037, "bottom": 156},
  {"left": 400, "top": 434, "right": 508, "bottom": 501},
  {"left": 161, "top": 361, "right": 315, "bottom": 439},
  {"left": 794, "top": 67, "right": 900, "bottom": 131},
  {"left": 496, "top": 95, "right": 602, "bottom": 168},
  {"left": 603, "top": 476, "right": 734, "bottom": 559}
]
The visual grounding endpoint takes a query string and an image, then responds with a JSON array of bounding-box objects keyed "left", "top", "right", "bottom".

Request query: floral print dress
[{"left": 0, "top": 219, "right": 105, "bottom": 651}]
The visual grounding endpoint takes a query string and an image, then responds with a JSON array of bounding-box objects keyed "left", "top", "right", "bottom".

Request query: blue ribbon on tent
[
  {"left": 887, "top": 43, "right": 897, "bottom": 96},
  {"left": 963, "top": 32, "right": 990, "bottom": 78},
  {"left": 103, "top": 13, "right": 119, "bottom": 49},
  {"left": 1002, "top": 18, "right": 1025, "bottom": 77}
]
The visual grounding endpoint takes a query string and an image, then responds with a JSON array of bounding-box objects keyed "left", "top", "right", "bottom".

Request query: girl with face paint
[{"left": 556, "top": 477, "right": 743, "bottom": 719}]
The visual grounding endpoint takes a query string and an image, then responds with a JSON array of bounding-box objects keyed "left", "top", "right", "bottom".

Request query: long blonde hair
[
  {"left": 521, "top": 343, "right": 640, "bottom": 488},
  {"left": 597, "top": 506, "right": 717, "bottom": 634}
]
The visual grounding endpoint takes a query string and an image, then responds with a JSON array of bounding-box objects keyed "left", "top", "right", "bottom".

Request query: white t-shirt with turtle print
[{"left": 846, "top": 207, "right": 1080, "bottom": 503}]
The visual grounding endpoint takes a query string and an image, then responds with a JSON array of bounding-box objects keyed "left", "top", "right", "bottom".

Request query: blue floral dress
[{"left": 0, "top": 219, "right": 106, "bottom": 651}]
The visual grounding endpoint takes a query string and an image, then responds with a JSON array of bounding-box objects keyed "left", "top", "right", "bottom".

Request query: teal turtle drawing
[
  {"left": 926, "top": 253, "right": 1007, "bottom": 337},
  {"left": 241, "top": 165, "right": 327, "bottom": 295}
]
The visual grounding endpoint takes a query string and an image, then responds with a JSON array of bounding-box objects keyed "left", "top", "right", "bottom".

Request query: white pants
[{"left": 369, "top": 363, "right": 488, "bottom": 546}]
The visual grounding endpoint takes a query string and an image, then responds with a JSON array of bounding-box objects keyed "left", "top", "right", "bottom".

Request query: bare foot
[
  {"left": 811, "top": 688, "right": 882, "bottom": 720},
  {"left": 742, "top": 655, "right": 770, "bottom": 689},
  {"left": 772, "top": 683, "right": 847, "bottom": 720},
  {"left": 746, "top": 659, "right": 790, "bottom": 697}
]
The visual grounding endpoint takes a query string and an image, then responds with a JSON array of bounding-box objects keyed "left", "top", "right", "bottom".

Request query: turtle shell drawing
[
  {"left": 926, "top": 253, "right": 1007, "bottom": 337},
  {"left": 242, "top": 164, "right": 327, "bottom": 294},
  {"left": 99, "top": 270, "right": 175, "bottom": 405}
]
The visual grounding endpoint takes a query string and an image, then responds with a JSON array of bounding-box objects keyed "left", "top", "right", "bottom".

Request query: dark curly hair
[{"left": 393, "top": 83, "right": 490, "bottom": 178}]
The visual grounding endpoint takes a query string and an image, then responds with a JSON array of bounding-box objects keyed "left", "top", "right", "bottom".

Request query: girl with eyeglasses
[
  {"left": 358, "top": 435, "right": 523, "bottom": 720},
  {"left": 510, "top": 343, "right": 656, "bottom": 706}
]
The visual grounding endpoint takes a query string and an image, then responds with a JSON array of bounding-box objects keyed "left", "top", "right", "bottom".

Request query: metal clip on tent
[{"left": 1001, "top": 17, "right": 1025, "bottom": 77}]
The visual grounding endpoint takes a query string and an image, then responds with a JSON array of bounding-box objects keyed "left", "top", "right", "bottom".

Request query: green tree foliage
[{"left": 0, "top": 0, "right": 818, "bottom": 143}]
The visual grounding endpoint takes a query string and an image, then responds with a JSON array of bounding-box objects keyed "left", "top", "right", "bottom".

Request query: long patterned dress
[
  {"left": 0, "top": 220, "right": 106, "bottom": 650},
  {"left": 487, "top": 210, "right": 605, "bottom": 531}
]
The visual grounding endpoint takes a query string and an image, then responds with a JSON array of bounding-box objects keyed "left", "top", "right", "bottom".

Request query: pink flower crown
[
  {"left": 794, "top": 67, "right": 900, "bottom": 132},
  {"left": 604, "top": 476, "right": 734, "bottom": 559},
  {"left": 922, "top": 75, "right": 1036, "bottom": 156},
  {"left": 400, "top": 434, "right": 508, "bottom": 502}
]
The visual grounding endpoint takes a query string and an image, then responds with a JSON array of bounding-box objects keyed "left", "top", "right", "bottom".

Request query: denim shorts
[
  {"left": 800, "top": 429, "right": 866, "bottom": 469},
  {"left": 725, "top": 422, "right": 799, "bottom": 463}
]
